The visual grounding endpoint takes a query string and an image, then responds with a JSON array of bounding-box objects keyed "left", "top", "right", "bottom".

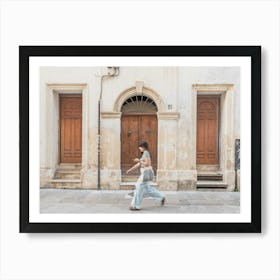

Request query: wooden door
[
  {"left": 139, "top": 115, "right": 157, "bottom": 166},
  {"left": 121, "top": 114, "right": 157, "bottom": 174},
  {"left": 121, "top": 115, "right": 139, "bottom": 173},
  {"left": 196, "top": 96, "right": 219, "bottom": 165},
  {"left": 60, "top": 96, "right": 82, "bottom": 163}
]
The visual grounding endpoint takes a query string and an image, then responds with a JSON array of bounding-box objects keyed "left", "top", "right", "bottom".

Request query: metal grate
[{"left": 121, "top": 95, "right": 157, "bottom": 113}]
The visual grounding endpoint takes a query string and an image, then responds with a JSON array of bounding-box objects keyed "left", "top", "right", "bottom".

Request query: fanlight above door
[{"left": 121, "top": 95, "right": 158, "bottom": 113}]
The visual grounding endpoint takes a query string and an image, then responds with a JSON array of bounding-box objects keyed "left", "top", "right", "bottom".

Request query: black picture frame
[{"left": 20, "top": 46, "right": 261, "bottom": 233}]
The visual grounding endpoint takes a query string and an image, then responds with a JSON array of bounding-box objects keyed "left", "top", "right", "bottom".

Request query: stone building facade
[{"left": 40, "top": 67, "right": 240, "bottom": 191}]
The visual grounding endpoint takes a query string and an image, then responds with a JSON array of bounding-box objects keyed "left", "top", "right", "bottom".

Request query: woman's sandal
[{"left": 161, "top": 197, "right": 166, "bottom": 206}]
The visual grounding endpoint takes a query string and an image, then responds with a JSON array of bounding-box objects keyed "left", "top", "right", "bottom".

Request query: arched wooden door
[
  {"left": 196, "top": 96, "right": 219, "bottom": 165},
  {"left": 121, "top": 95, "right": 158, "bottom": 175}
]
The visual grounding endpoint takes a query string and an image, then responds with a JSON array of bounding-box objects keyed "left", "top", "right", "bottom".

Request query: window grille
[{"left": 121, "top": 95, "right": 157, "bottom": 113}]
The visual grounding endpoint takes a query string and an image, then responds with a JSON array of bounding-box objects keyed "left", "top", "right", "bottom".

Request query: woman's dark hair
[{"left": 138, "top": 141, "right": 149, "bottom": 151}]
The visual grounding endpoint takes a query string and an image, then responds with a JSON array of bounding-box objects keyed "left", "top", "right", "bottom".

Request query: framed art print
[{"left": 19, "top": 46, "right": 261, "bottom": 233}]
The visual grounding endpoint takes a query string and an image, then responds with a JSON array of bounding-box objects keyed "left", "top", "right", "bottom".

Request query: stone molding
[
  {"left": 47, "top": 83, "right": 87, "bottom": 93},
  {"left": 101, "top": 112, "right": 122, "bottom": 119},
  {"left": 193, "top": 84, "right": 234, "bottom": 93},
  {"left": 135, "top": 81, "right": 144, "bottom": 94},
  {"left": 157, "top": 112, "right": 180, "bottom": 120}
]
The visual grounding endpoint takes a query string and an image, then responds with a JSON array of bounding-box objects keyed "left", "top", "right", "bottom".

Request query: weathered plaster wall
[{"left": 40, "top": 66, "right": 240, "bottom": 190}]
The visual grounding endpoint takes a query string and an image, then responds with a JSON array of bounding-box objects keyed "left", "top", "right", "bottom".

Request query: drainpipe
[{"left": 98, "top": 67, "right": 120, "bottom": 190}]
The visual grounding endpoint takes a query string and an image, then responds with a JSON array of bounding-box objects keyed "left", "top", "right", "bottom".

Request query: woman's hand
[
  {"left": 126, "top": 169, "right": 130, "bottom": 174},
  {"left": 133, "top": 158, "right": 140, "bottom": 163}
]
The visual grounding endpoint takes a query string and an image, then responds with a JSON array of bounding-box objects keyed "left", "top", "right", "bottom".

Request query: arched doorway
[{"left": 121, "top": 95, "right": 158, "bottom": 175}]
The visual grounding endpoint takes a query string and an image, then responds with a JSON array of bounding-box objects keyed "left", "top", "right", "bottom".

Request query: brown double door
[
  {"left": 197, "top": 96, "right": 219, "bottom": 165},
  {"left": 121, "top": 114, "right": 158, "bottom": 174},
  {"left": 60, "top": 96, "right": 82, "bottom": 163}
]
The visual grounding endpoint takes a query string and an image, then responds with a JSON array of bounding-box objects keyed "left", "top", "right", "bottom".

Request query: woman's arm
[{"left": 126, "top": 162, "right": 141, "bottom": 174}]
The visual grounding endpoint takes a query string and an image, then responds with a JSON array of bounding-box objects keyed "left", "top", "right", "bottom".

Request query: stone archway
[{"left": 114, "top": 84, "right": 164, "bottom": 113}]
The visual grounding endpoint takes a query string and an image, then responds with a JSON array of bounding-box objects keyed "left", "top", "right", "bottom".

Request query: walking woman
[{"left": 126, "top": 141, "right": 165, "bottom": 210}]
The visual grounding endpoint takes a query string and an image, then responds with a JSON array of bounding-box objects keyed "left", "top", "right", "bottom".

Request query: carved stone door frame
[{"left": 192, "top": 84, "right": 235, "bottom": 190}]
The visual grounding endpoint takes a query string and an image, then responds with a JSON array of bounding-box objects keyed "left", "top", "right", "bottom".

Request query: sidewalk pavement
[{"left": 40, "top": 188, "right": 240, "bottom": 214}]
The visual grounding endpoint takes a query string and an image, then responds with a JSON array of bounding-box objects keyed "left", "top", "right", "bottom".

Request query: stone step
[
  {"left": 54, "top": 170, "right": 81, "bottom": 179},
  {"left": 49, "top": 179, "right": 82, "bottom": 188},
  {"left": 197, "top": 175, "right": 223, "bottom": 181},
  {"left": 120, "top": 185, "right": 135, "bottom": 190},
  {"left": 197, "top": 171, "right": 223, "bottom": 181},
  {"left": 197, "top": 165, "right": 219, "bottom": 172},
  {"left": 197, "top": 181, "right": 227, "bottom": 188},
  {"left": 121, "top": 176, "right": 140, "bottom": 182},
  {"left": 56, "top": 169, "right": 81, "bottom": 173},
  {"left": 120, "top": 182, "right": 158, "bottom": 190},
  {"left": 57, "top": 163, "right": 82, "bottom": 170},
  {"left": 122, "top": 176, "right": 156, "bottom": 182}
]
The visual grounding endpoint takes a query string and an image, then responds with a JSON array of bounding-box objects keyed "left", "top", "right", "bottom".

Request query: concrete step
[
  {"left": 197, "top": 181, "right": 227, "bottom": 188},
  {"left": 49, "top": 179, "right": 82, "bottom": 188},
  {"left": 54, "top": 170, "right": 81, "bottom": 179}
]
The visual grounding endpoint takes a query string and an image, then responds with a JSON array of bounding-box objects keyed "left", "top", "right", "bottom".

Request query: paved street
[{"left": 40, "top": 188, "right": 240, "bottom": 214}]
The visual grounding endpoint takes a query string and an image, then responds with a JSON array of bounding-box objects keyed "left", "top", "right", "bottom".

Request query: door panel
[
  {"left": 197, "top": 96, "right": 219, "bottom": 165},
  {"left": 121, "top": 114, "right": 157, "bottom": 174},
  {"left": 139, "top": 115, "right": 157, "bottom": 168},
  {"left": 121, "top": 115, "right": 139, "bottom": 172},
  {"left": 60, "top": 96, "right": 82, "bottom": 163}
]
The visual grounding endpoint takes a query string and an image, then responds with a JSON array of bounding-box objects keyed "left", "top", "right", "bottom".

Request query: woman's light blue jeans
[{"left": 131, "top": 170, "right": 164, "bottom": 209}]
